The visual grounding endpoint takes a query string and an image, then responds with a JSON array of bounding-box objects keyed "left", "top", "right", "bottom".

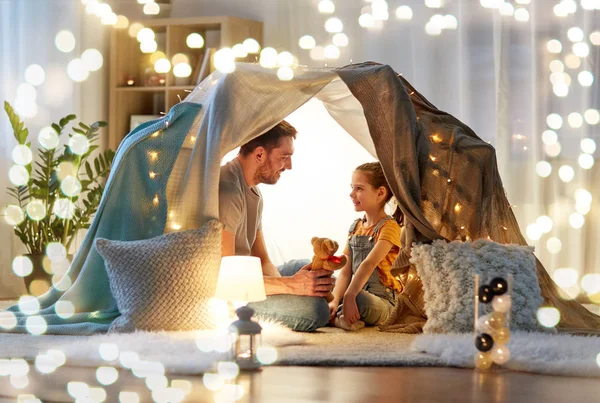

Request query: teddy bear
[{"left": 310, "top": 237, "right": 347, "bottom": 302}]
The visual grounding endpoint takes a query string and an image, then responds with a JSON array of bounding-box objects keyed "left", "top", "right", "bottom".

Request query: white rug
[
  {"left": 0, "top": 321, "right": 306, "bottom": 375},
  {"left": 412, "top": 331, "right": 600, "bottom": 377},
  {"left": 1, "top": 321, "right": 599, "bottom": 377}
]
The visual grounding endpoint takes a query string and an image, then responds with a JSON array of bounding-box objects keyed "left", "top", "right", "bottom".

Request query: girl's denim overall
[{"left": 339, "top": 216, "right": 397, "bottom": 325}]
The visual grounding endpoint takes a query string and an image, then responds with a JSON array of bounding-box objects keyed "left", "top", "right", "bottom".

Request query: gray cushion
[
  {"left": 410, "top": 239, "right": 545, "bottom": 334},
  {"left": 95, "top": 220, "right": 223, "bottom": 333}
]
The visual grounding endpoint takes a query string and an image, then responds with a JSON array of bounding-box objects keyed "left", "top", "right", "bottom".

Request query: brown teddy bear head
[{"left": 311, "top": 237, "right": 339, "bottom": 259}]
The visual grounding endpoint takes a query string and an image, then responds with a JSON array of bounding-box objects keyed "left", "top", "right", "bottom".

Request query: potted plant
[{"left": 3, "top": 101, "right": 114, "bottom": 295}]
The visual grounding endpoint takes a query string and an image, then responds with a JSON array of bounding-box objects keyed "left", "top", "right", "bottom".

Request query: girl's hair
[{"left": 355, "top": 162, "right": 404, "bottom": 225}]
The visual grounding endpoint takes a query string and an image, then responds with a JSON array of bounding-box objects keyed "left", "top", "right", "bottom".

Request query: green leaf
[
  {"left": 4, "top": 101, "right": 29, "bottom": 145},
  {"left": 85, "top": 162, "right": 93, "bottom": 180},
  {"left": 51, "top": 123, "right": 61, "bottom": 134},
  {"left": 94, "top": 158, "right": 100, "bottom": 175},
  {"left": 58, "top": 114, "right": 76, "bottom": 129},
  {"left": 73, "top": 128, "right": 86, "bottom": 135}
]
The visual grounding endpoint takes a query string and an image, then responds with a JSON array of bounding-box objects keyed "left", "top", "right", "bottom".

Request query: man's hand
[
  {"left": 286, "top": 264, "right": 336, "bottom": 297},
  {"left": 342, "top": 293, "right": 360, "bottom": 324}
]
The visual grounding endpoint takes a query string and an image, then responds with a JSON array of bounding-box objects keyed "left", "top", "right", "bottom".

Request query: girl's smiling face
[{"left": 349, "top": 171, "right": 386, "bottom": 212}]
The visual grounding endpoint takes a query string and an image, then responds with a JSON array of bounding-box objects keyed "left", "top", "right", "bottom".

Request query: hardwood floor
[{"left": 1, "top": 364, "right": 599, "bottom": 402}]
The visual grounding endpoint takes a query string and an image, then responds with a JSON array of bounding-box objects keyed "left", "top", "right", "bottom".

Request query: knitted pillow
[
  {"left": 95, "top": 219, "right": 223, "bottom": 333},
  {"left": 410, "top": 239, "right": 544, "bottom": 334}
]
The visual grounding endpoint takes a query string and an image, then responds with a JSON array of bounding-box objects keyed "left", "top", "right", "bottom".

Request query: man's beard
[{"left": 255, "top": 159, "right": 281, "bottom": 185}]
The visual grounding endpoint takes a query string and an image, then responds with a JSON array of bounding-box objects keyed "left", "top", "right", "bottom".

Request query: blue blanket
[{"left": 3, "top": 103, "right": 202, "bottom": 335}]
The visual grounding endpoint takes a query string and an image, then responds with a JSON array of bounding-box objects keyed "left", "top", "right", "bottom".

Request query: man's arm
[
  {"left": 221, "top": 229, "right": 235, "bottom": 257},
  {"left": 250, "top": 229, "right": 335, "bottom": 297},
  {"left": 250, "top": 229, "right": 281, "bottom": 277}
]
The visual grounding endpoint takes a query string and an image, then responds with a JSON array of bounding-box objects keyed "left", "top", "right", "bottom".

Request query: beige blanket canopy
[{"left": 181, "top": 62, "right": 599, "bottom": 333}]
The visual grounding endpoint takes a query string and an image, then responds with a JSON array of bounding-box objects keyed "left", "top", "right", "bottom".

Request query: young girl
[{"left": 329, "top": 162, "right": 404, "bottom": 331}]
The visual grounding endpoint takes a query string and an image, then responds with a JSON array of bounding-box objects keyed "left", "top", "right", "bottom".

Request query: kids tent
[{"left": 4, "top": 62, "right": 599, "bottom": 334}]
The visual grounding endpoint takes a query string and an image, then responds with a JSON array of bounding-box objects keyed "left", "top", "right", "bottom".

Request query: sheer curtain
[
  {"left": 0, "top": 0, "right": 110, "bottom": 297},
  {"left": 171, "top": 0, "right": 599, "bottom": 292}
]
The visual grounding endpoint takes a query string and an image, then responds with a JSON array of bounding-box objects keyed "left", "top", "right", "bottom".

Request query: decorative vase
[{"left": 23, "top": 253, "right": 72, "bottom": 296}]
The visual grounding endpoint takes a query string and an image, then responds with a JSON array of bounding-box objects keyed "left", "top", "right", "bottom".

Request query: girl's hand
[
  {"left": 342, "top": 294, "right": 360, "bottom": 324},
  {"left": 328, "top": 299, "right": 339, "bottom": 323}
]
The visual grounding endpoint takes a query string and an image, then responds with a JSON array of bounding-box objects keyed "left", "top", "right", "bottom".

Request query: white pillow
[{"left": 410, "top": 239, "right": 544, "bottom": 334}]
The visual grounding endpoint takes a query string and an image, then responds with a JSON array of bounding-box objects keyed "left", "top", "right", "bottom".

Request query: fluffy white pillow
[{"left": 410, "top": 239, "right": 544, "bottom": 334}]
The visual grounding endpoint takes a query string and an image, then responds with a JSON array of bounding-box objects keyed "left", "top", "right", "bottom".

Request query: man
[{"left": 219, "top": 121, "right": 333, "bottom": 331}]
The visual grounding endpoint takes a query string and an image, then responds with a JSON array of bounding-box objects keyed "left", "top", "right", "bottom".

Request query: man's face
[{"left": 255, "top": 136, "right": 294, "bottom": 185}]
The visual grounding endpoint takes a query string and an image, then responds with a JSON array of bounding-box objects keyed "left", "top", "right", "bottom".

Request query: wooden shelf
[
  {"left": 115, "top": 86, "right": 167, "bottom": 92},
  {"left": 108, "top": 16, "right": 263, "bottom": 150},
  {"left": 168, "top": 85, "right": 197, "bottom": 90}
]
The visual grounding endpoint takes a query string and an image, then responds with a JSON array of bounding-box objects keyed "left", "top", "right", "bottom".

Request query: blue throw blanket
[{"left": 3, "top": 103, "right": 202, "bottom": 335}]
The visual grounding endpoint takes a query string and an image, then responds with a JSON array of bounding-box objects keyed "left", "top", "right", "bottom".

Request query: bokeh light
[
  {"left": 136, "top": 27, "right": 155, "bottom": 43},
  {"left": 82, "top": 49, "right": 104, "bottom": 71},
  {"left": 4, "top": 205, "right": 25, "bottom": 226},
  {"left": 547, "top": 40, "right": 562, "bottom": 53},
  {"left": 396, "top": 6, "right": 413, "bottom": 20},
  {"left": 12, "top": 256, "right": 33, "bottom": 277},
  {"left": 173, "top": 62, "right": 192, "bottom": 77},
  {"left": 569, "top": 212, "right": 585, "bottom": 229},
  {"left": 259, "top": 47, "right": 278, "bottom": 68},
  {"left": 546, "top": 113, "right": 563, "bottom": 129},
  {"left": 9, "top": 165, "right": 30, "bottom": 186},
  {"left": 581, "top": 138, "right": 597, "bottom": 154},
  {"left": 154, "top": 58, "right": 171, "bottom": 74},
  {"left": 0, "top": 311, "right": 17, "bottom": 330},
  {"left": 535, "top": 161, "right": 552, "bottom": 177},
  {"left": 186, "top": 33, "right": 204, "bottom": 49},
  {"left": 537, "top": 307, "right": 560, "bottom": 327},
  {"left": 97, "top": 366, "right": 119, "bottom": 385},
  {"left": 99, "top": 343, "right": 119, "bottom": 361},
  {"left": 277, "top": 66, "right": 294, "bottom": 81},
  {"left": 578, "top": 154, "right": 594, "bottom": 169},
  {"left": 69, "top": 133, "right": 90, "bottom": 155},
  {"left": 67, "top": 59, "right": 90, "bottom": 82},
  {"left": 299, "top": 35, "right": 316, "bottom": 50},
  {"left": 257, "top": 346, "right": 278, "bottom": 365},
  {"left": 55, "top": 30, "right": 76, "bottom": 53},
  {"left": 11, "top": 145, "right": 33, "bottom": 166},
  {"left": 542, "top": 130, "right": 558, "bottom": 145},
  {"left": 55, "top": 300, "right": 75, "bottom": 319},
  {"left": 558, "top": 165, "right": 574, "bottom": 182},
  {"left": 324, "top": 45, "right": 340, "bottom": 59},
  {"left": 243, "top": 38, "right": 261, "bottom": 54},
  {"left": 546, "top": 237, "right": 562, "bottom": 254},
  {"left": 140, "top": 40, "right": 158, "bottom": 54},
  {"left": 25, "top": 64, "right": 46, "bottom": 86},
  {"left": 318, "top": 0, "right": 335, "bottom": 14},
  {"left": 214, "top": 48, "right": 236, "bottom": 73},
  {"left": 38, "top": 126, "right": 59, "bottom": 150},
  {"left": 60, "top": 176, "right": 82, "bottom": 197},
  {"left": 26, "top": 315, "right": 47, "bottom": 335},
  {"left": 325, "top": 17, "right": 343, "bottom": 33},
  {"left": 26, "top": 200, "right": 47, "bottom": 221},
  {"left": 584, "top": 109, "right": 599, "bottom": 125}
]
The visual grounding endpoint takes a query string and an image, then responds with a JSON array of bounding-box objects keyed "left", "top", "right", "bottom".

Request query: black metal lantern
[{"left": 229, "top": 305, "right": 262, "bottom": 371}]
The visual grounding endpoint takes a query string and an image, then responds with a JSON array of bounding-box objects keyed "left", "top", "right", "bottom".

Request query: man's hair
[{"left": 239, "top": 120, "right": 297, "bottom": 156}]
